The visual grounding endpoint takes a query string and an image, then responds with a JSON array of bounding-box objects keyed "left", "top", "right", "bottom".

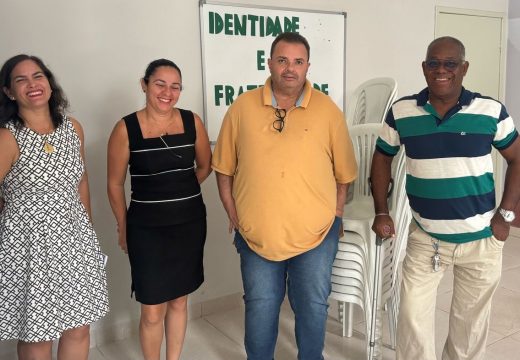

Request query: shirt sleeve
[
  {"left": 493, "top": 104, "right": 518, "bottom": 150},
  {"left": 211, "top": 103, "right": 239, "bottom": 176},
  {"left": 331, "top": 113, "right": 358, "bottom": 184},
  {"left": 375, "top": 107, "right": 401, "bottom": 156}
]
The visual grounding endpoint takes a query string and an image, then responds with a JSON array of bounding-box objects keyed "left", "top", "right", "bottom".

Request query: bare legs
[
  {"left": 57, "top": 326, "right": 90, "bottom": 360},
  {"left": 140, "top": 296, "right": 188, "bottom": 360},
  {"left": 165, "top": 296, "right": 188, "bottom": 360},
  {"left": 17, "top": 341, "right": 52, "bottom": 360},
  {"left": 17, "top": 325, "right": 90, "bottom": 360}
]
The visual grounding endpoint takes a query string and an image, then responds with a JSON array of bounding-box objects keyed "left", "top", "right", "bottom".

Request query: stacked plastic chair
[
  {"left": 368, "top": 152, "right": 412, "bottom": 359},
  {"left": 329, "top": 121, "right": 409, "bottom": 358},
  {"left": 333, "top": 123, "right": 381, "bottom": 342},
  {"left": 370, "top": 149, "right": 410, "bottom": 352},
  {"left": 346, "top": 77, "right": 398, "bottom": 127}
]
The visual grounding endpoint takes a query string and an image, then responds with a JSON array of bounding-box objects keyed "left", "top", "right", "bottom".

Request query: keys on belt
[{"left": 431, "top": 239, "right": 441, "bottom": 272}]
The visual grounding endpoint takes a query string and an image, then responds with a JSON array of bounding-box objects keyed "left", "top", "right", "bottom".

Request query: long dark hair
[{"left": 0, "top": 54, "right": 69, "bottom": 128}]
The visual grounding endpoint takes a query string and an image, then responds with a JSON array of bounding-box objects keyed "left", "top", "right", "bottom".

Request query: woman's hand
[{"left": 117, "top": 223, "right": 128, "bottom": 254}]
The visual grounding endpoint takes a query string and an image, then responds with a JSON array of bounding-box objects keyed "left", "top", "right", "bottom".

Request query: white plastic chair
[
  {"left": 343, "top": 123, "right": 384, "bottom": 244},
  {"left": 332, "top": 140, "right": 408, "bottom": 358},
  {"left": 346, "top": 77, "right": 398, "bottom": 127},
  {"left": 336, "top": 123, "right": 382, "bottom": 341},
  {"left": 379, "top": 151, "right": 410, "bottom": 349},
  {"left": 370, "top": 150, "right": 409, "bottom": 351}
]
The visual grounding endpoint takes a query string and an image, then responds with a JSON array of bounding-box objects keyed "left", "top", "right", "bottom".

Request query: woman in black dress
[{"left": 107, "top": 59, "right": 211, "bottom": 360}]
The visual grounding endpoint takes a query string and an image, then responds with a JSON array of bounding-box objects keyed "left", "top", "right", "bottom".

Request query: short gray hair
[{"left": 426, "top": 36, "right": 466, "bottom": 60}]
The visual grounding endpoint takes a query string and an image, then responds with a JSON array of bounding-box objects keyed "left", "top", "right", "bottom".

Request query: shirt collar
[
  {"left": 417, "top": 86, "right": 474, "bottom": 107},
  {"left": 262, "top": 76, "right": 312, "bottom": 108}
]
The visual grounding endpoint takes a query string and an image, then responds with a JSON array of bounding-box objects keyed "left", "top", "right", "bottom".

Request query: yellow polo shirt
[{"left": 212, "top": 78, "right": 357, "bottom": 260}]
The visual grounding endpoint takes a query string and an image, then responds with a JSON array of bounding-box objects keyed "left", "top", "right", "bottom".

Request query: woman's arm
[
  {"left": 71, "top": 118, "right": 93, "bottom": 221},
  {"left": 107, "top": 120, "right": 130, "bottom": 252},
  {"left": 193, "top": 113, "right": 212, "bottom": 184},
  {"left": 0, "top": 128, "right": 19, "bottom": 213}
]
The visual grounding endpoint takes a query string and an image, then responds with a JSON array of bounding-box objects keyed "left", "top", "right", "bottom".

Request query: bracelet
[{"left": 375, "top": 213, "right": 389, "bottom": 217}]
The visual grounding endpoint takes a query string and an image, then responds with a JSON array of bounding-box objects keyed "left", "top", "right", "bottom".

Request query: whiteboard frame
[{"left": 199, "top": 0, "right": 347, "bottom": 142}]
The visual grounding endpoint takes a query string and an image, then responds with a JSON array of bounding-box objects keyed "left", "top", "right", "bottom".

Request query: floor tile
[
  {"left": 511, "top": 329, "right": 520, "bottom": 342},
  {"left": 502, "top": 252, "right": 520, "bottom": 271},
  {"left": 181, "top": 318, "right": 245, "bottom": 360},
  {"left": 500, "top": 265, "right": 520, "bottom": 292},
  {"left": 88, "top": 348, "right": 107, "bottom": 360},
  {"left": 487, "top": 287, "right": 520, "bottom": 337},
  {"left": 505, "top": 230, "right": 520, "bottom": 257},
  {"left": 203, "top": 306, "right": 244, "bottom": 347},
  {"left": 96, "top": 336, "right": 143, "bottom": 360},
  {"left": 485, "top": 336, "right": 520, "bottom": 360}
]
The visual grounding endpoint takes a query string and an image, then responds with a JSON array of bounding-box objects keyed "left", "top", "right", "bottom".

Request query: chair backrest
[
  {"left": 349, "top": 123, "right": 383, "bottom": 199},
  {"left": 346, "top": 77, "right": 398, "bottom": 127}
]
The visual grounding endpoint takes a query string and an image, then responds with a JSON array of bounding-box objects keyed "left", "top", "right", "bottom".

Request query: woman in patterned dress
[
  {"left": 107, "top": 59, "right": 211, "bottom": 360},
  {"left": 0, "top": 55, "right": 109, "bottom": 359}
]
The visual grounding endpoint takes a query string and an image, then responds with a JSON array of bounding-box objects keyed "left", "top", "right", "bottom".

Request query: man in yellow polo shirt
[{"left": 212, "top": 32, "right": 357, "bottom": 360}]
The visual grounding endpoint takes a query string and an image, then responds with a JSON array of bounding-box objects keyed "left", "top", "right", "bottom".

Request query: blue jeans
[{"left": 234, "top": 217, "right": 341, "bottom": 360}]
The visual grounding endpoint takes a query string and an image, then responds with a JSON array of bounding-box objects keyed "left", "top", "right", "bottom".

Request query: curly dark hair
[{"left": 0, "top": 54, "right": 69, "bottom": 128}]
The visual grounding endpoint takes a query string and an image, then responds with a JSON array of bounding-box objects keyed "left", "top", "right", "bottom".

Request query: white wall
[
  {"left": 0, "top": 0, "right": 509, "bottom": 350},
  {"left": 507, "top": 1, "right": 520, "bottom": 129}
]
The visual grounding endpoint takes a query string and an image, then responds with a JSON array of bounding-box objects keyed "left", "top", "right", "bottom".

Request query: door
[{"left": 435, "top": 7, "right": 507, "bottom": 200}]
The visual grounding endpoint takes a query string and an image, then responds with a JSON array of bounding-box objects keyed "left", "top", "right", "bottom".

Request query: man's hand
[
  {"left": 490, "top": 211, "right": 510, "bottom": 241},
  {"left": 372, "top": 214, "right": 395, "bottom": 240}
]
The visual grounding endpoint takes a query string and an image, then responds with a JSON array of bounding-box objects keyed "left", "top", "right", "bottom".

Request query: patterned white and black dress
[{"left": 0, "top": 118, "right": 109, "bottom": 342}]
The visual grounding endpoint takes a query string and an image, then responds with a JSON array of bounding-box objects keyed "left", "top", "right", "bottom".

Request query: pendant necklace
[
  {"left": 42, "top": 133, "right": 55, "bottom": 154},
  {"left": 20, "top": 114, "right": 55, "bottom": 153}
]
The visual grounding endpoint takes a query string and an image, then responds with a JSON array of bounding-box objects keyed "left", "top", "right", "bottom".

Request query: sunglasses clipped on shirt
[
  {"left": 424, "top": 59, "right": 464, "bottom": 71},
  {"left": 273, "top": 108, "right": 286, "bottom": 133}
]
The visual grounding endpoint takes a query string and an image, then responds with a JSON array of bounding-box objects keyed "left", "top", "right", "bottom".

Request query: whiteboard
[{"left": 199, "top": 1, "right": 347, "bottom": 141}]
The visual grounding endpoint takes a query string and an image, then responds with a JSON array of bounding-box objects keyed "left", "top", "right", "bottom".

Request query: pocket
[
  {"left": 408, "top": 219, "right": 419, "bottom": 236},
  {"left": 489, "top": 235, "right": 505, "bottom": 250},
  {"left": 233, "top": 231, "right": 246, "bottom": 253}
]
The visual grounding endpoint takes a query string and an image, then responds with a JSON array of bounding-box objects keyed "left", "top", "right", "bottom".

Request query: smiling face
[
  {"left": 4, "top": 59, "right": 52, "bottom": 111},
  {"left": 141, "top": 65, "right": 182, "bottom": 113},
  {"left": 268, "top": 40, "right": 310, "bottom": 94},
  {"left": 422, "top": 39, "right": 469, "bottom": 103}
]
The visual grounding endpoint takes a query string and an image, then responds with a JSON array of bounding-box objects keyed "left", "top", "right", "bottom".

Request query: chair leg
[
  {"left": 337, "top": 301, "right": 354, "bottom": 337},
  {"left": 387, "top": 297, "right": 397, "bottom": 349},
  {"left": 345, "top": 302, "right": 354, "bottom": 337}
]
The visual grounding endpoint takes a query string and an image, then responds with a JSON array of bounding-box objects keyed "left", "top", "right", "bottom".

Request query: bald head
[{"left": 426, "top": 36, "right": 466, "bottom": 61}]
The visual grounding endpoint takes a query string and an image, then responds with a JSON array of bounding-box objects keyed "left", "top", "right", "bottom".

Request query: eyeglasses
[
  {"left": 424, "top": 59, "right": 464, "bottom": 71},
  {"left": 273, "top": 108, "right": 286, "bottom": 133}
]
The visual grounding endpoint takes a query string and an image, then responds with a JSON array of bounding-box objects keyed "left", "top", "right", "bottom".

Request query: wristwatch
[{"left": 498, "top": 207, "right": 516, "bottom": 223}]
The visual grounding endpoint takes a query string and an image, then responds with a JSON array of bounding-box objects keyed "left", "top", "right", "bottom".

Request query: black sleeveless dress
[{"left": 124, "top": 109, "right": 206, "bottom": 305}]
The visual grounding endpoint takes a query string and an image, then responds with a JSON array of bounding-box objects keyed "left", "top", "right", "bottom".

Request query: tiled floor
[{"left": 2, "top": 230, "right": 520, "bottom": 359}]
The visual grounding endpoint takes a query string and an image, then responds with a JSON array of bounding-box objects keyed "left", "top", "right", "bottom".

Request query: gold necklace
[
  {"left": 19, "top": 115, "right": 55, "bottom": 153},
  {"left": 42, "top": 133, "right": 55, "bottom": 154}
]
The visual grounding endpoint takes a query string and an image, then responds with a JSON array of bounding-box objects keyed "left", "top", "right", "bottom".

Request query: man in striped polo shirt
[{"left": 371, "top": 36, "right": 520, "bottom": 360}]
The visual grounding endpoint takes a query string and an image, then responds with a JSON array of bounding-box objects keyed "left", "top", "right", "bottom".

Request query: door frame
[
  {"left": 435, "top": 6, "right": 508, "bottom": 200},
  {"left": 435, "top": 6, "right": 507, "bottom": 102}
]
